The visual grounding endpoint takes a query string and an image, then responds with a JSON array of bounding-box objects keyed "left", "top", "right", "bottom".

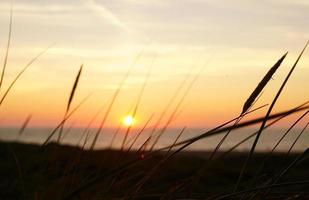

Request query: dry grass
[
  {"left": 0, "top": 3, "right": 12, "bottom": 92},
  {"left": 234, "top": 41, "right": 308, "bottom": 192},
  {"left": 58, "top": 64, "right": 83, "bottom": 143},
  {"left": 0, "top": 10, "right": 308, "bottom": 199}
]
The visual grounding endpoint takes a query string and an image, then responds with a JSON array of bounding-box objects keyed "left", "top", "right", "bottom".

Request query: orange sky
[{"left": 0, "top": 0, "right": 308, "bottom": 129}]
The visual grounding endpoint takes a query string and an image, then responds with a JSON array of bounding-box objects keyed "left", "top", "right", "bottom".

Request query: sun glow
[{"left": 122, "top": 115, "right": 135, "bottom": 127}]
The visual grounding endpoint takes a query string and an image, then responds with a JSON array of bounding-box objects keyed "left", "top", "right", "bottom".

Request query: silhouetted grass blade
[
  {"left": 242, "top": 52, "right": 287, "bottom": 114},
  {"left": 0, "top": 4, "right": 13, "bottom": 92},
  {"left": 67, "top": 64, "right": 83, "bottom": 112},
  {"left": 235, "top": 41, "right": 308, "bottom": 192}
]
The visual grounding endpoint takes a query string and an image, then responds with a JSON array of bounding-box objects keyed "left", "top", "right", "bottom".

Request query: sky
[{"left": 0, "top": 0, "right": 308, "bottom": 129}]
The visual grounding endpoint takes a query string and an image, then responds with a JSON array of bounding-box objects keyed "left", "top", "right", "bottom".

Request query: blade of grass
[
  {"left": 63, "top": 105, "right": 308, "bottom": 200},
  {"left": 110, "top": 104, "right": 135, "bottom": 150},
  {"left": 17, "top": 114, "right": 32, "bottom": 139},
  {"left": 77, "top": 105, "right": 105, "bottom": 146},
  {"left": 58, "top": 64, "right": 83, "bottom": 143},
  {"left": 61, "top": 120, "right": 76, "bottom": 142},
  {"left": 246, "top": 114, "right": 309, "bottom": 200},
  {"left": 108, "top": 124, "right": 121, "bottom": 150},
  {"left": 126, "top": 114, "right": 154, "bottom": 152},
  {"left": 243, "top": 110, "right": 309, "bottom": 200},
  {"left": 165, "top": 104, "right": 288, "bottom": 152},
  {"left": 214, "top": 180, "right": 309, "bottom": 200},
  {"left": 145, "top": 65, "right": 195, "bottom": 151},
  {"left": 252, "top": 110, "right": 309, "bottom": 183},
  {"left": 90, "top": 49, "right": 144, "bottom": 150},
  {"left": 67, "top": 65, "right": 83, "bottom": 112},
  {"left": 6, "top": 143, "right": 26, "bottom": 200},
  {"left": 0, "top": 3, "right": 13, "bottom": 92},
  {"left": 260, "top": 148, "right": 309, "bottom": 198},
  {"left": 242, "top": 53, "right": 287, "bottom": 114},
  {"left": 120, "top": 61, "right": 153, "bottom": 151},
  {"left": 208, "top": 92, "right": 266, "bottom": 162},
  {"left": 219, "top": 101, "right": 309, "bottom": 159},
  {"left": 149, "top": 62, "right": 207, "bottom": 151},
  {"left": 137, "top": 135, "right": 151, "bottom": 154},
  {"left": 286, "top": 122, "right": 309, "bottom": 157},
  {"left": 142, "top": 102, "right": 306, "bottom": 157},
  {"left": 144, "top": 56, "right": 205, "bottom": 151},
  {"left": 0, "top": 45, "right": 52, "bottom": 107},
  {"left": 158, "top": 105, "right": 309, "bottom": 167},
  {"left": 184, "top": 103, "right": 305, "bottom": 198},
  {"left": 129, "top": 127, "right": 186, "bottom": 199},
  {"left": 187, "top": 102, "right": 265, "bottom": 197},
  {"left": 234, "top": 41, "right": 308, "bottom": 192},
  {"left": 275, "top": 148, "right": 309, "bottom": 183},
  {"left": 42, "top": 93, "right": 92, "bottom": 146}
]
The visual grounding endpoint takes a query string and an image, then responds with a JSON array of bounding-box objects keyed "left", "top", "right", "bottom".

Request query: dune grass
[
  {"left": 234, "top": 41, "right": 308, "bottom": 192},
  {"left": 0, "top": 4, "right": 12, "bottom": 93},
  {"left": 0, "top": 11, "right": 308, "bottom": 199},
  {"left": 58, "top": 64, "right": 83, "bottom": 143}
]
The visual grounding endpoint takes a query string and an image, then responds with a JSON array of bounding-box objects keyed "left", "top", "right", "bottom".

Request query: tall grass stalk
[
  {"left": 185, "top": 102, "right": 306, "bottom": 198},
  {"left": 274, "top": 148, "right": 309, "bottom": 183},
  {"left": 187, "top": 102, "right": 266, "bottom": 197},
  {"left": 234, "top": 42, "right": 308, "bottom": 192},
  {"left": 77, "top": 105, "right": 105, "bottom": 146},
  {"left": 252, "top": 110, "right": 309, "bottom": 183},
  {"left": 108, "top": 124, "right": 121, "bottom": 149},
  {"left": 286, "top": 121, "right": 309, "bottom": 157},
  {"left": 120, "top": 63, "right": 152, "bottom": 151},
  {"left": 219, "top": 101, "right": 309, "bottom": 159},
  {"left": 6, "top": 144, "right": 26, "bottom": 200},
  {"left": 0, "top": 4, "right": 13, "bottom": 92},
  {"left": 90, "top": 49, "right": 144, "bottom": 150},
  {"left": 128, "top": 127, "right": 186, "bottom": 199},
  {"left": 58, "top": 64, "right": 83, "bottom": 143},
  {"left": 126, "top": 114, "right": 154, "bottom": 152},
  {"left": 260, "top": 148, "right": 309, "bottom": 198},
  {"left": 242, "top": 53, "right": 287, "bottom": 114},
  {"left": 0, "top": 46, "right": 52, "bottom": 107},
  {"left": 42, "top": 93, "right": 92, "bottom": 146},
  {"left": 242, "top": 110, "right": 309, "bottom": 199},
  {"left": 110, "top": 104, "right": 136, "bottom": 150},
  {"left": 145, "top": 67, "right": 195, "bottom": 151},
  {"left": 163, "top": 104, "right": 300, "bottom": 153},
  {"left": 149, "top": 63, "right": 206, "bottom": 151},
  {"left": 215, "top": 180, "right": 309, "bottom": 200},
  {"left": 209, "top": 92, "right": 265, "bottom": 162},
  {"left": 137, "top": 103, "right": 307, "bottom": 158},
  {"left": 155, "top": 105, "right": 309, "bottom": 170},
  {"left": 61, "top": 120, "right": 76, "bottom": 141},
  {"left": 17, "top": 114, "right": 32, "bottom": 139},
  {"left": 63, "top": 105, "right": 308, "bottom": 199}
]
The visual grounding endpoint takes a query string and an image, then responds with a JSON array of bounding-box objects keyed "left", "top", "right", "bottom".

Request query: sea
[{"left": 0, "top": 127, "right": 308, "bottom": 152}]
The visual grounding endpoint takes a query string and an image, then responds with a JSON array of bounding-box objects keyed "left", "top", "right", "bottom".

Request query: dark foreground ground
[{"left": 0, "top": 141, "right": 308, "bottom": 200}]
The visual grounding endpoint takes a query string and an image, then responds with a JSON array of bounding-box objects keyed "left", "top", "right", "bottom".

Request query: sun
[{"left": 122, "top": 115, "right": 135, "bottom": 127}]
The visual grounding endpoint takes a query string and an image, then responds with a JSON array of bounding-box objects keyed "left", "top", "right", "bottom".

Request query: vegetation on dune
[{"left": 0, "top": 7, "right": 308, "bottom": 200}]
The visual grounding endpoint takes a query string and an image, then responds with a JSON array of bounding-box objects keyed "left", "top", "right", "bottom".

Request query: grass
[
  {"left": 286, "top": 122, "right": 309, "bottom": 157},
  {"left": 1, "top": 142, "right": 308, "bottom": 199},
  {"left": 120, "top": 62, "right": 152, "bottom": 151},
  {"left": 0, "top": 3, "right": 12, "bottom": 92},
  {"left": 0, "top": 9, "right": 308, "bottom": 199},
  {"left": 58, "top": 64, "right": 83, "bottom": 143},
  {"left": 241, "top": 52, "right": 287, "bottom": 114},
  {"left": 234, "top": 41, "right": 308, "bottom": 192},
  {"left": 90, "top": 48, "right": 146, "bottom": 150}
]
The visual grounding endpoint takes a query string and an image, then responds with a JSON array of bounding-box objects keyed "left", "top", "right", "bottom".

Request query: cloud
[
  {"left": 270, "top": 0, "right": 309, "bottom": 7},
  {"left": 0, "top": 2, "right": 82, "bottom": 13},
  {"left": 83, "top": 0, "right": 130, "bottom": 32}
]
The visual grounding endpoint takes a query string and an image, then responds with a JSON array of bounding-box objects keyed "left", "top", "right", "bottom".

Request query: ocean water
[{"left": 0, "top": 126, "right": 308, "bottom": 152}]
